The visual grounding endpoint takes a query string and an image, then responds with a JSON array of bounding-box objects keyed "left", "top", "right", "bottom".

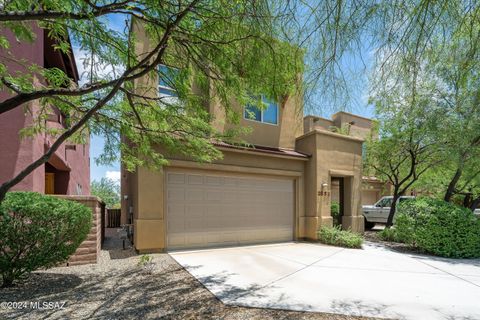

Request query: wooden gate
[{"left": 106, "top": 208, "right": 121, "bottom": 228}]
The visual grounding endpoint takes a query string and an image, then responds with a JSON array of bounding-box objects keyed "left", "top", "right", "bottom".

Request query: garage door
[{"left": 166, "top": 170, "right": 294, "bottom": 249}]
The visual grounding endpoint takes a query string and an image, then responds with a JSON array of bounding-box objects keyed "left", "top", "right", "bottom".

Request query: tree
[
  {"left": 0, "top": 0, "right": 303, "bottom": 202},
  {"left": 365, "top": 132, "right": 438, "bottom": 227},
  {"left": 386, "top": 11, "right": 480, "bottom": 211},
  {"left": 1, "top": 0, "right": 479, "bottom": 204},
  {"left": 91, "top": 178, "right": 120, "bottom": 208},
  {"left": 426, "top": 19, "right": 480, "bottom": 210},
  {"left": 366, "top": 48, "right": 443, "bottom": 227}
]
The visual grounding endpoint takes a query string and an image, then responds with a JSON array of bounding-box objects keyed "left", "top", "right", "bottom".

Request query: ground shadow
[
  {"left": 330, "top": 299, "right": 405, "bottom": 319},
  {"left": 102, "top": 227, "right": 137, "bottom": 260}
]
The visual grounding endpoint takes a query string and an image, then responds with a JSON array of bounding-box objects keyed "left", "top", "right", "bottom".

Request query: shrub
[
  {"left": 0, "top": 192, "right": 92, "bottom": 287},
  {"left": 395, "top": 197, "right": 480, "bottom": 258},
  {"left": 393, "top": 213, "right": 416, "bottom": 244},
  {"left": 138, "top": 254, "right": 155, "bottom": 274},
  {"left": 378, "top": 227, "right": 399, "bottom": 242},
  {"left": 331, "top": 201, "right": 341, "bottom": 226},
  {"left": 318, "top": 226, "right": 363, "bottom": 249}
]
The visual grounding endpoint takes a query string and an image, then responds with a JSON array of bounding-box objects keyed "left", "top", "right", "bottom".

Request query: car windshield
[{"left": 377, "top": 198, "right": 393, "bottom": 207}]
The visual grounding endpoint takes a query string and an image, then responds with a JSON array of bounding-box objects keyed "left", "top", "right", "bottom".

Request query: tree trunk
[
  {"left": 470, "top": 196, "right": 480, "bottom": 212},
  {"left": 386, "top": 192, "right": 400, "bottom": 228},
  {"left": 463, "top": 193, "right": 472, "bottom": 208},
  {"left": 444, "top": 168, "right": 462, "bottom": 202}
]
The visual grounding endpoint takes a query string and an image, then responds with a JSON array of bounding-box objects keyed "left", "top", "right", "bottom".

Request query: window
[
  {"left": 243, "top": 96, "right": 278, "bottom": 125},
  {"left": 158, "top": 64, "right": 178, "bottom": 97},
  {"left": 362, "top": 143, "right": 367, "bottom": 160},
  {"left": 376, "top": 198, "right": 393, "bottom": 207}
]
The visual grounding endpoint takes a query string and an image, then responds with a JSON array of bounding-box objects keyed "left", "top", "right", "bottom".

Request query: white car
[
  {"left": 475, "top": 209, "right": 480, "bottom": 217},
  {"left": 362, "top": 196, "right": 415, "bottom": 229}
]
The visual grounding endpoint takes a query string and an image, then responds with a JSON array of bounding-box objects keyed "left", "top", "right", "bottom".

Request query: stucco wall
[
  {"left": 296, "top": 129, "right": 365, "bottom": 236},
  {"left": 0, "top": 25, "right": 90, "bottom": 196},
  {"left": 332, "top": 111, "right": 374, "bottom": 140},
  {"left": 0, "top": 25, "right": 45, "bottom": 193}
]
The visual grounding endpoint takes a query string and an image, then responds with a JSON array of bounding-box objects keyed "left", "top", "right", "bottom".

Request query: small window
[
  {"left": 244, "top": 104, "right": 261, "bottom": 121},
  {"left": 362, "top": 143, "right": 367, "bottom": 160},
  {"left": 243, "top": 96, "right": 278, "bottom": 125},
  {"left": 263, "top": 100, "right": 278, "bottom": 124},
  {"left": 158, "top": 64, "right": 178, "bottom": 97}
]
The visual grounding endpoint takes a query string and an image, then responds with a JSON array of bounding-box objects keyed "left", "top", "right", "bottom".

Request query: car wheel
[{"left": 364, "top": 218, "right": 375, "bottom": 230}]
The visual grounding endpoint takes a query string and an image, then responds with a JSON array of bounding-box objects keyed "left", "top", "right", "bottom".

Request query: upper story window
[
  {"left": 244, "top": 96, "right": 278, "bottom": 125},
  {"left": 158, "top": 64, "right": 178, "bottom": 97}
]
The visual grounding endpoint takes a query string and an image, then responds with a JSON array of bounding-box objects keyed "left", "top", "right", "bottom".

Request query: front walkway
[{"left": 171, "top": 242, "right": 480, "bottom": 320}]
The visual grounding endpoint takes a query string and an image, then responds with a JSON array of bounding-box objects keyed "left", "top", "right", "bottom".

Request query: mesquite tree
[
  {"left": 0, "top": 0, "right": 303, "bottom": 202},
  {"left": 1, "top": 0, "right": 479, "bottom": 203}
]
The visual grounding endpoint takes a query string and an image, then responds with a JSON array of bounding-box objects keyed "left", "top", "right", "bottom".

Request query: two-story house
[
  {"left": 0, "top": 24, "right": 90, "bottom": 196},
  {"left": 122, "top": 22, "right": 366, "bottom": 252}
]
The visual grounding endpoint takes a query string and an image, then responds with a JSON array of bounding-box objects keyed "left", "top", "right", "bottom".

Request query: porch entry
[{"left": 330, "top": 177, "right": 344, "bottom": 227}]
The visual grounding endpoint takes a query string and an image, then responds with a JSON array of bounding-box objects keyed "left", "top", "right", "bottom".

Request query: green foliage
[
  {"left": 0, "top": 1, "right": 304, "bottom": 182},
  {"left": 395, "top": 198, "right": 480, "bottom": 258},
  {"left": 137, "top": 254, "right": 155, "bottom": 274},
  {"left": 393, "top": 214, "right": 416, "bottom": 244},
  {"left": 91, "top": 177, "right": 120, "bottom": 208},
  {"left": 331, "top": 201, "right": 341, "bottom": 226},
  {"left": 0, "top": 192, "right": 92, "bottom": 287},
  {"left": 138, "top": 254, "right": 153, "bottom": 266},
  {"left": 378, "top": 227, "right": 399, "bottom": 242},
  {"left": 317, "top": 226, "right": 363, "bottom": 249}
]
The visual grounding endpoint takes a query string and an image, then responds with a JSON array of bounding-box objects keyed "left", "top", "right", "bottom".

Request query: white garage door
[{"left": 166, "top": 170, "right": 294, "bottom": 250}]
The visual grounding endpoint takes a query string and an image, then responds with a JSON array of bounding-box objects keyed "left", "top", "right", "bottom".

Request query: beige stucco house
[
  {"left": 304, "top": 113, "right": 390, "bottom": 206},
  {"left": 121, "top": 23, "right": 370, "bottom": 253}
]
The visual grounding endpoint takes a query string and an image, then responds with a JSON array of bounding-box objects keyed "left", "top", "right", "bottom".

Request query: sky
[{"left": 83, "top": 13, "right": 376, "bottom": 185}]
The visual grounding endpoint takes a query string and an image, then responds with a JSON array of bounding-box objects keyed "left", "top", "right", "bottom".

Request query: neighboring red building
[{"left": 0, "top": 24, "right": 90, "bottom": 195}]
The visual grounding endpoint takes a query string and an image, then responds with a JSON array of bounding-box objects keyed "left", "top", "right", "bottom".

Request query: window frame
[
  {"left": 158, "top": 64, "right": 178, "bottom": 98},
  {"left": 243, "top": 96, "right": 279, "bottom": 126}
]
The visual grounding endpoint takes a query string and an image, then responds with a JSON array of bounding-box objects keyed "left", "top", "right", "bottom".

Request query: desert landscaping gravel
[{"left": 0, "top": 232, "right": 378, "bottom": 320}]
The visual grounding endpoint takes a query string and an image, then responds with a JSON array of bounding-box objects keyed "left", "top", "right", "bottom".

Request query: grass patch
[{"left": 317, "top": 226, "right": 363, "bottom": 249}]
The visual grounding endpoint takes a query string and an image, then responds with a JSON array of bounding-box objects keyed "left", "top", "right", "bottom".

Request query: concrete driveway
[{"left": 170, "top": 242, "right": 480, "bottom": 320}]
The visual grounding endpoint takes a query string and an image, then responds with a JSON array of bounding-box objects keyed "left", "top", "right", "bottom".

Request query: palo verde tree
[{"left": 0, "top": 0, "right": 303, "bottom": 202}]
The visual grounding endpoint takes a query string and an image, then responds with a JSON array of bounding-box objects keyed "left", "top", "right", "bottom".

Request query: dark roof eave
[{"left": 213, "top": 141, "right": 311, "bottom": 160}]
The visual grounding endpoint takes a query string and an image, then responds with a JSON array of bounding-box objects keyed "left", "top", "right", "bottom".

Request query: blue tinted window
[
  {"left": 159, "top": 86, "right": 177, "bottom": 97},
  {"left": 243, "top": 96, "right": 278, "bottom": 124},
  {"left": 158, "top": 65, "right": 178, "bottom": 89},
  {"left": 263, "top": 98, "right": 278, "bottom": 124},
  {"left": 244, "top": 104, "right": 261, "bottom": 121}
]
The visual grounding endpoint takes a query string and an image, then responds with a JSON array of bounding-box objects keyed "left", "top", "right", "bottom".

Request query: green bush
[
  {"left": 395, "top": 197, "right": 480, "bottom": 258},
  {"left": 378, "top": 227, "right": 399, "bottom": 242},
  {"left": 394, "top": 213, "right": 416, "bottom": 244},
  {"left": 331, "top": 201, "right": 341, "bottom": 226},
  {"left": 0, "top": 192, "right": 92, "bottom": 287},
  {"left": 318, "top": 226, "right": 363, "bottom": 249}
]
